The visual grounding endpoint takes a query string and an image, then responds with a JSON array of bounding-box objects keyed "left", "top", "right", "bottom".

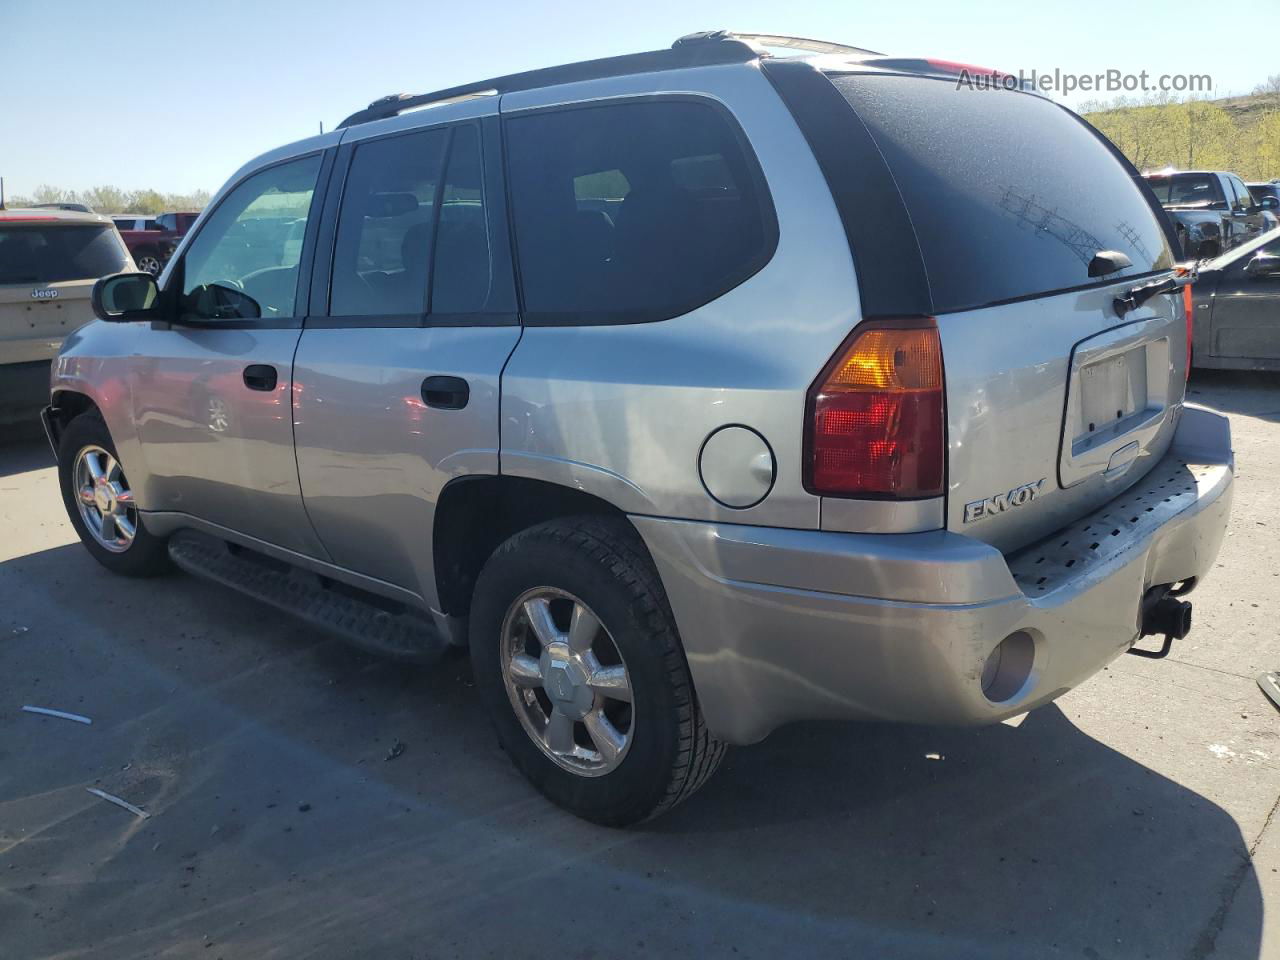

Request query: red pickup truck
[{"left": 117, "top": 211, "right": 200, "bottom": 275}]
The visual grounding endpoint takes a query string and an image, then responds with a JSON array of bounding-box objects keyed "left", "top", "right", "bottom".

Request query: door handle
[
  {"left": 243, "top": 364, "right": 278, "bottom": 391},
  {"left": 421, "top": 375, "right": 469, "bottom": 410}
]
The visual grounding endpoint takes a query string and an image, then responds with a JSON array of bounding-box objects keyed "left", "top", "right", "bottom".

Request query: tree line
[
  {"left": 1080, "top": 77, "right": 1280, "bottom": 182},
  {"left": 5, "top": 184, "right": 211, "bottom": 215}
]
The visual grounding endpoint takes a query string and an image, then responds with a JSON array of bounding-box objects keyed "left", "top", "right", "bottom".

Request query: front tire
[
  {"left": 469, "top": 517, "right": 725, "bottom": 825},
  {"left": 57, "top": 411, "right": 170, "bottom": 577}
]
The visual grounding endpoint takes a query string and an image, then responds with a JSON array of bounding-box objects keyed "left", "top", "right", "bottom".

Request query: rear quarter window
[
  {"left": 504, "top": 99, "right": 777, "bottom": 324},
  {"left": 829, "top": 75, "right": 1174, "bottom": 313}
]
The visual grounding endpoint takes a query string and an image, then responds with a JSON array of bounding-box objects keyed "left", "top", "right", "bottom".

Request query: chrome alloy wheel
[
  {"left": 73, "top": 445, "right": 137, "bottom": 553},
  {"left": 500, "top": 588, "right": 634, "bottom": 777},
  {"left": 136, "top": 254, "right": 162, "bottom": 276}
]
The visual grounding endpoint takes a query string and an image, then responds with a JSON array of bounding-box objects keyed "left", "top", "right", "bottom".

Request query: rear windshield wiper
[
  {"left": 1114, "top": 263, "right": 1197, "bottom": 318},
  {"left": 1088, "top": 250, "right": 1133, "bottom": 278}
]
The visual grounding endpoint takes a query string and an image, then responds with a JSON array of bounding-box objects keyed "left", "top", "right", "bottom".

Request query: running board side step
[{"left": 168, "top": 531, "right": 449, "bottom": 662}]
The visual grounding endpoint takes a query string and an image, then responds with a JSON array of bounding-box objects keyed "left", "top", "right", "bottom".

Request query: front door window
[{"left": 179, "top": 155, "right": 322, "bottom": 321}]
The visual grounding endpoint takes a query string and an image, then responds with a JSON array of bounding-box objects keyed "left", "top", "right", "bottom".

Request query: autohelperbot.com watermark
[{"left": 957, "top": 68, "right": 1213, "bottom": 98}]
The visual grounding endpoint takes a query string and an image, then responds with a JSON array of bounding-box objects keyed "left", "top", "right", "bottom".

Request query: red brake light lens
[
  {"left": 805, "top": 322, "right": 945, "bottom": 498},
  {"left": 925, "top": 58, "right": 1001, "bottom": 77}
]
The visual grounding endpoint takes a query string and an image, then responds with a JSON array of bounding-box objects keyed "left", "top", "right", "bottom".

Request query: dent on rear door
[{"left": 291, "top": 326, "right": 520, "bottom": 605}]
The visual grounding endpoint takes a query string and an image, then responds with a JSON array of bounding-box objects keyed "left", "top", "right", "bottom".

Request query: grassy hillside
[{"left": 1081, "top": 92, "right": 1280, "bottom": 181}]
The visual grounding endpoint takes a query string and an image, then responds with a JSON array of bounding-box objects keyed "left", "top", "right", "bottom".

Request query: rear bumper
[{"left": 633, "top": 405, "right": 1234, "bottom": 745}]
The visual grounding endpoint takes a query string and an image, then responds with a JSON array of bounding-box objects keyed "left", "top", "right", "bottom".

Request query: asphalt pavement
[{"left": 1, "top": 370, "right": 1278, "bottom": 959}]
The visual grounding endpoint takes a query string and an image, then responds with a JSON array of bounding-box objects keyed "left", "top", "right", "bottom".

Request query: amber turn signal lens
[
  {"left": 823, "top": 328, "right": 943, "bottom": 392},
  {"left": 1182, "top": 284, "right": 1194, "bottom": 379}
]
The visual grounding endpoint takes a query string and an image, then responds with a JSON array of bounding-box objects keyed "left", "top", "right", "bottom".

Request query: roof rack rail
[
  {"left": 675, "top": 31, "right": 883, "bottom": 58},
  {"left": 337, "top": 31, "right": 764, "bottom": 129}
]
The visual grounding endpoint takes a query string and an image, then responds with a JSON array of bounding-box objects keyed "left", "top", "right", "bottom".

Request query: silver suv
[{"left": 43, "top": 33, "right": 1234, "bottom": 825}]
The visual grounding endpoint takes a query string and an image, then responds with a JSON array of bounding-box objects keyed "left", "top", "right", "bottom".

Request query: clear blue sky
[{"left": 3, "top": 0, "right": 1276, "bottom": 198}]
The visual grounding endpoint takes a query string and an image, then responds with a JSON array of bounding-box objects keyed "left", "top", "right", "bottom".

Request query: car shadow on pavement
[
  {"left": 0, "top": 426, "right": 54, "bottom": 472},
  {"left": 1189, "top": 368, "right": 1280, "bottom": 422},
  {"left": 654, "top": 710, "right": 1262, "bottom": 958},
  {"left": 0, "top": 535, "right": 1263, "bottom": 960}
]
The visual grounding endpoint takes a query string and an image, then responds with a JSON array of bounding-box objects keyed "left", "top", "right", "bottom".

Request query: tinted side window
[
  {"left": 1231, "top": 178, "right": 1253, "bottom": 209},
  {"left": 832, "top": 75, "right": 1173, "bottom": 313},
  {"left": 431, "top": 124, "right": 494, "bottom": 314},
  {"left": 330, "top": 129, "right": 447, "bottom": 318},
  {"left": 180, "top": 154, "right": 321, "bottom": 321},
  {"left": 1226, "top": 236, "right": 1280, "bottom": 276},
  {"left": 505, "top": 100, "right": 775, "bottom": 324}
]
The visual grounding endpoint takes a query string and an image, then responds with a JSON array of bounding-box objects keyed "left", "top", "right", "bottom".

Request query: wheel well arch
[
  {"left": 47, "top": 390, "right": 100, "bottom": 446},
  {"left": 433, "top": 475, "right": 632, "bottom": 618}
]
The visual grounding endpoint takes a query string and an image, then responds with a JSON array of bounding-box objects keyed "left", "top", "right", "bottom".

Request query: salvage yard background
[{"left": 1083, "top": 82, "right": 1280, "bottom": 179}]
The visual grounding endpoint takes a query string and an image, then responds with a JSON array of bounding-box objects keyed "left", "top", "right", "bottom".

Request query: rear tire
[
  {"left": 57, "top": 411, "right": 170, "bottom": 577},
  {"left": 469, "top": 516, "right": 725, "bottom": 825},
  {"left": 134, "top": 251, "right": 163, "bottom": 275}
]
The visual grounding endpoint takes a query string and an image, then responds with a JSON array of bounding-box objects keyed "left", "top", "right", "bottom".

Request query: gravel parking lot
[{"left": 1, "top": 370, "right": 1278, "bottom": 960}]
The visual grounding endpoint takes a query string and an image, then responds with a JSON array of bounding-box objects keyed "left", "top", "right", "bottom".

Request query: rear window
[
  {"left": 829, "top": 75, "right": 1174, "bottom": 313},
  {"left": 1144, "top": 174, "right": 1220, "bottom": 205},
  {"left": 0, "top": 225, "right": 129, "bottom": 284},
  {"left": 504, "top": 99, "right": 776, "bottom": 324}
]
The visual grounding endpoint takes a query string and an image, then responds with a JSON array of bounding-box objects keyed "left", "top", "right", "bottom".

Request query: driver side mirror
[
  {"left": 1245, "top": 254, "right": 1280, "bottom": 279},
  {"left": 92, "top": 272, "right": 161, "bottom": 322},
  {"left": 1259, "top": 196, "right": 1279, "bottom": 212}
]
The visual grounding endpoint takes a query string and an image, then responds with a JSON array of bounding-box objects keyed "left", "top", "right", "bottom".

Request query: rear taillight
[
  {"left": 1182, "top": 283, "right": 1194, "bottom": 379},
  {"left": 804, "top": 320, "right": 945, "bottom": 499}
]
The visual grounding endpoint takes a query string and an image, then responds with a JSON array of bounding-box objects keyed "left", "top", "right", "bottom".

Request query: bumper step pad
[
  {"left": 168, "top": 531, "right": 448, "bottom": 662},
  {"left": 1007, "top": 459, "right": 1222, "bottom": 597}
]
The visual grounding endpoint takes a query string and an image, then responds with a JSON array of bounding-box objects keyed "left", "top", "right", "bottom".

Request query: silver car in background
[{"left": 42, "top": 32, "right": 1233, "bottom": 825}]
